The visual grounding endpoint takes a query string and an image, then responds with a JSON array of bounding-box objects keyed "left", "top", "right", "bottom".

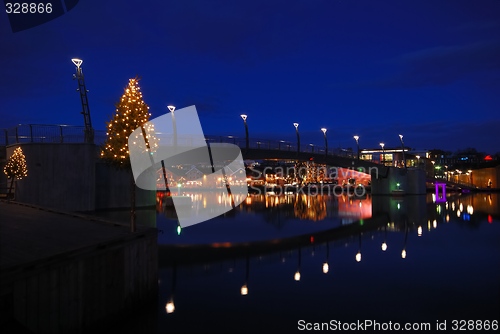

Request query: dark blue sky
[{"left": 1, "top": 0, "right": 500, "bottom": 153}]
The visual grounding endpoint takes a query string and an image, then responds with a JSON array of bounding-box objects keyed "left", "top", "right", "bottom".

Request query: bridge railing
[
  {"left": 2, "top": 124, "right": 107, "bottom": 146},
  {"left": 204, "top": 135, "right": 355, "bottom": 157},
  {"left": 1, "top": 125, "right": 359, "bottom": 159}
]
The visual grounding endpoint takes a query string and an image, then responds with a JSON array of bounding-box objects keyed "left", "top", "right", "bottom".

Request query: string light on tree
[
  {"left": 100, "top": 77, "right": 158, "bottom": 167},
  {"left": 4, "top": 146, "right": 28, "bottom": 196},
  {"left": 100, "top": 77, "right": 157, "bottom": 232}
]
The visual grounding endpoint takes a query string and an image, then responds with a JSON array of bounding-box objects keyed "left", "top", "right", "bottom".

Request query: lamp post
[
  {"left": 416, "top": 155, "right": 420, "bottom": 168},
  {"left": 353, "top": 135, "right": 360, "bottom": 160},
  {"left": 398, "top": 134, "right": 407, "bottom": 170},
  {"left": 468, "top": 170, "right": 472, "bottom": 186},
  {"left": 379, "top": 143, "right": 385, "bottom": 165},
  {"left": 240, "top": 114, "right": 249, "bottom": 150},
  {"left": 168, "top": 105, "right": 176, "bottom": 146},
  {"left": 321, "top": 128, "right": 327, "bottom": 158},
  {"left": 71, "top": 58, "right": 94, "bottom": 144},
  {"left": 294, "top": 123, "right": 300, "bottom": 157}
]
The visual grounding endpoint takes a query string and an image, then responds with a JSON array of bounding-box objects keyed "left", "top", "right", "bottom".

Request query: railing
[
  {"left": 1, "top": 125, "right": 106, "bottom": 146},
  {"left": 204, "top": 135, "right": 355, "bottom": 157},
  {"left": 1, "top": 125, "right": 357, "bottom": 158}
]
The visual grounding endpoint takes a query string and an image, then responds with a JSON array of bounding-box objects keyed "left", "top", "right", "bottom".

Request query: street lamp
[
  {"left": 321, "top": 128, "right": 327, "bottom": 158},
  {"left": 294, "top": 123, "right": 300, "bottom": 156},
  {"left": 240, "top": 114, "right": 249, "bottom": 150},
  {"left": 168, "top": 105, "right": 176, "bottom": 146},
  {"left": 353, "top": 135, "right": 360, "bottom": 160},
  {"left": 416, "top": 155, "right": 420, "bottom": 167},
  {"left": 379, "top": 143, "right": 385, "bottom": 165},
  {"left": 71, "top": 58, "right": 94, "bottom": 144},
  {"left": 468, "top": 170, "right": 472, "bottom": 185},
  {"left": 398, "top": 134, "right": 407, "bottom": 170}
]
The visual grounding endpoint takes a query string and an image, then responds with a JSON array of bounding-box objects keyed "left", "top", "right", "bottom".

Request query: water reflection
[
  {"left": 156, "top": 191, "right": 376, "bottom": 245},
  {"left": 111, "top": 193, "right": 500, "bottom": 333}
]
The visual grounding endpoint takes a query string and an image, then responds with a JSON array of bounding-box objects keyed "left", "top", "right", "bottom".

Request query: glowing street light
[
  {"left": 240, "top": 114, "right": 249, "bottom": 150},
  {"left": 353, "top": 135, "right": 360, "bottom": 160},
  {"left": 294, "top": 123, "right": 300, "bottom": 156},
  {"left": 321, "top": 128, "right": 328, "bottom": 158},
  {"left": 398, "top": 134, "right": 407, "bottom": 169},
  {"left": 416, "top": 155, "right": 420, "bottom": 167},
  {"left": 71, "top": 58, "right": 83, "bottom": 68},
  {"left": 71, "top": 58, "right": 94, "bottom": 144},
  {"left": 379, "top": 143, "right": 385, "bottom": 165},
  {"left": 168, "top": 105, "right": 177, "bottom": 146}
]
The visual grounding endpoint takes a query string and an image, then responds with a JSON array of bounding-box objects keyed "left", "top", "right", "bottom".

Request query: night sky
[{"left": 1, "top": 0, "right": 500, "bottom": 154}]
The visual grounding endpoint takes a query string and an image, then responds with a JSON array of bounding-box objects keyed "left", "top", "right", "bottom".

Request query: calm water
[{"left": 109, "top": 192, "right": 500, "bottom": 333}]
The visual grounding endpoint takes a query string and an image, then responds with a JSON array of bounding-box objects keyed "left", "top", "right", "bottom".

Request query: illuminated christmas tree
[
  {"left": 101, "top": 77, "right": 157, "bottom": 167},
  {"left": 4, "top": 146, "right": 28, "bottom": 197},
  {"left": 101, "top": 77, "right": 156, "bottom": 231}
]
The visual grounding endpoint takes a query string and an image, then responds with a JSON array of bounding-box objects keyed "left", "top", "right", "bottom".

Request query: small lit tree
[
  {"left": 4, "top": 146, "right": 28, "bottom": 198},
  {"left": 101, "top": 77, "right": 155, "bottom": 232}
]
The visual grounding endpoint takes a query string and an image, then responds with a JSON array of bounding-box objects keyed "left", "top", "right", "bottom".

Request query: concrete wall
[
  {"left": 0, "top": 156, "right": 6, "bottom": 193},
  {"left": 372, "top": 167, "right": 426, "bottom": 195},
  {"left": 2, "top": 229, "right": 158, "bottom": 334},
  {"left": 5, "top": 143, "right": 155, "bottom": 211},
  {"left": 95, "top": 162, "right": 156, "bottom": 210},
  {"left": 6, "top": 143, "right": 96, "bottom": 211}
]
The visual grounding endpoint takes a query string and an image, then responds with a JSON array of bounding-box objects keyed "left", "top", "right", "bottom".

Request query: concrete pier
[
  {"left": 371, "top": 166, "right": 426, "bottom": 195},
  {"left": 0, "top": 201, "right": 158, "bottom": 333}
]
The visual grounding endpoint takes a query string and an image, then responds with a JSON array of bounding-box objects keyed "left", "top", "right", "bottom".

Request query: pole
[
  {"left": 321, "top": 128, "right": 327, "bottom": 159},
  {"left": 294, "top": 123, "right": 300, "bottom": 157},
  {"left": 399, "top": 134, "right": 407, "bottom": 170},
  {"left": 354, "top": 136, "right": 360, "bottom": 160},
  {"left": 241, "top": 115, "right": 249, "bottom": 150}
]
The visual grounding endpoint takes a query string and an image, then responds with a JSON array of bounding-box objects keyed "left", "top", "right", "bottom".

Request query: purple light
[{"left": 435, "top": 182, "right": 446, "bottom": 202}]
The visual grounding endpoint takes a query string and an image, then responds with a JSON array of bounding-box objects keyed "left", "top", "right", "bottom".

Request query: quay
[{"left": 0, "top": 201, "right": 158, "bottom": 333}]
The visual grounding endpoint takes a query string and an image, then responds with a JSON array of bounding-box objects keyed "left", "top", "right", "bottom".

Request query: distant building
[{"left": 360, "top": 147, "right": 428, "bottom": 168}]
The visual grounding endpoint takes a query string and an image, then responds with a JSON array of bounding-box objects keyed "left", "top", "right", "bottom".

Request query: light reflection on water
[
  {"left": 113, "top": 192, "right": 500, "bottom": 333},
  {"left": 156, "top": 191, "right": 373, "bottom": 244}
]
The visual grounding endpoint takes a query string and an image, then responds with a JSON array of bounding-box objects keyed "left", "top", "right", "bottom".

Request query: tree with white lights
[
  {"left": 4, "top": 146, "right": 28, "bottom": 198},
  {"left": 101, "top": 77, "right": 155, "bottom": 231}
]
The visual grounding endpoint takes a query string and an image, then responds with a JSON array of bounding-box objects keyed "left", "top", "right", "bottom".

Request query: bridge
[
  {"left": 1, "top": 124, "right": 425, "bottom": 199},
  {"left": 2, "top": 124, "right": 389, "bottom": 176}
]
